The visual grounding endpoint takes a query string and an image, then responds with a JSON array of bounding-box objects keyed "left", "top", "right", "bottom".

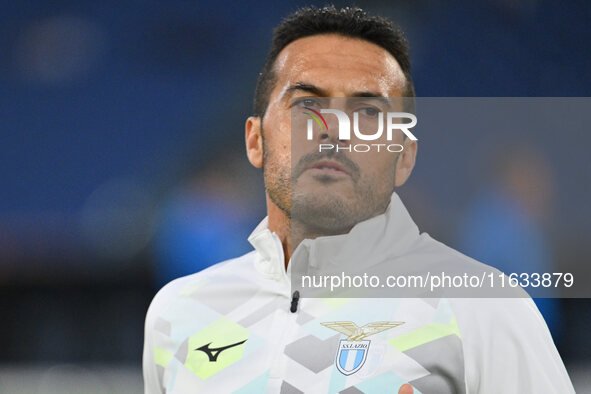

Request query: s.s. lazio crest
[{"left": 321, "top": 321, "right": 404, "bottom": 376}]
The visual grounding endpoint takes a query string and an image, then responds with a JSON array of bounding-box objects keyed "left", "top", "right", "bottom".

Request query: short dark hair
[{"left": 253, "top": 6, "right": 415, "bottom": 118}]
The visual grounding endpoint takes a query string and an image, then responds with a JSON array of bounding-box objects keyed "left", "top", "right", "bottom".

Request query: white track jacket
[{"left": 143, "top": 193, "right": 574, "bottom": 393}]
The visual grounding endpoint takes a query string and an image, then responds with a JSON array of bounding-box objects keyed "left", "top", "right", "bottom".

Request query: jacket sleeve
[
  {"left": 451, "top": 297, "right": 574, "bottom": 393},
  {"left": 143, "top": 291, "right": 164, "bottom": 394}
]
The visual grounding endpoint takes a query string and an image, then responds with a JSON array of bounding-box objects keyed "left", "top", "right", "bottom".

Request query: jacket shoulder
[{"left": 146, "top": 251, "right": 257, "bottom": 318}]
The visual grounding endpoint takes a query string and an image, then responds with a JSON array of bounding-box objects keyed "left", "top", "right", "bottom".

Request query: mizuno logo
[{"left": 195, "top": 339, "right": 247, "bottom": 362}]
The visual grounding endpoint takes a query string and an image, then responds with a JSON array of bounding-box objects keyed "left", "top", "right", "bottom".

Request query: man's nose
[
  {"left": 320, "top": 116, "right": 340, "bottom": 141},
  {"left": 318, "top": 108, "right": 349, "bottom": 144}
]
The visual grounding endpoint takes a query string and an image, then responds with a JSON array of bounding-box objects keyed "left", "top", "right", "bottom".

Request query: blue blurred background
[{"left": 0, "top": 0, "right": 589, "bottom": 392}]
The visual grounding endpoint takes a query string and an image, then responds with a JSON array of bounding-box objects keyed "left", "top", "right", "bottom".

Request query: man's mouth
[{"left": 307, "top": 160, "right": 350, "bottom": 176}]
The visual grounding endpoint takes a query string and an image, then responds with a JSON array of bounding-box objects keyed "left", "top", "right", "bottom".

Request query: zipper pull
[{"left": 290, "top": 290, "right": 300, "bottom": 313}]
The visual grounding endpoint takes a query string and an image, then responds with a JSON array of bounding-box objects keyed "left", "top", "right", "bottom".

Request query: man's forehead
[{"left": 273, "top": 34, "right": 406, "bottom": 96}]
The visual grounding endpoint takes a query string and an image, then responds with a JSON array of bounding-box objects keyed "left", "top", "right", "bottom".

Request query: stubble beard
[{"left": 262, "top": 132, "right": 396, "bottom": 237}]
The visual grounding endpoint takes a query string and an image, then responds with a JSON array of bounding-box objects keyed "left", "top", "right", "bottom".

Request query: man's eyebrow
[
  {"left": 351, "top": 92, "right": 391, "bottom": 104},
  {"left": 283, "top": 84, "right": 392, "bottom": 105},
  {"left": 284, "top": 82, "right": 327, "bottom": 97}
]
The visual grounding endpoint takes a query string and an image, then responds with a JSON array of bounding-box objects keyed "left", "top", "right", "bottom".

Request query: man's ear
[
  {"left": 245, "top": 116, "right": 263, "bottom": 168},
  {"left": 394, "top": 139, "right": 417, "bottom": 187}
]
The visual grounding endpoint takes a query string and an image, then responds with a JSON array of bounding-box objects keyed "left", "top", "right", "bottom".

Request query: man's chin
[
  {"left": 291, "top": 190, "right": 351, "bottom": 210},
  {"left": 290, "top": 194, "right": 359, "bottom": 233}
]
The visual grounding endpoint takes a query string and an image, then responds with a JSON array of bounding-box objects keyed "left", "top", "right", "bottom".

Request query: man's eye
[
  {"left": 294, "top": 98, "right": 320, "bottom": 107},
  {"left": 359, "top": 107, "right": 380, "bottom": 117}
]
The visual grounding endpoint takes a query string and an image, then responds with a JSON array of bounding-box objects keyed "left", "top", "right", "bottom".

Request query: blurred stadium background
[{"left": 0, "top": 0, "right": 589, "bottom": 392}]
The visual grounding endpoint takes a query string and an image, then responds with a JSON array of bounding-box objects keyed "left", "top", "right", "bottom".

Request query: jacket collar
[{"left": 247, "top": 192, "right": 420, "bottom": 280}]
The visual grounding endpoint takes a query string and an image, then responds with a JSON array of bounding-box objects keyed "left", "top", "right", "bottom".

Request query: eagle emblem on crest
[{"left": 321, "top": 321, "right": 404, "bottom": 341}]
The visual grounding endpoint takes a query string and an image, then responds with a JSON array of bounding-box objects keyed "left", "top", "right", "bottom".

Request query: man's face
[{"left": 249, "top": 34, "right": 416, "bottom": 234}]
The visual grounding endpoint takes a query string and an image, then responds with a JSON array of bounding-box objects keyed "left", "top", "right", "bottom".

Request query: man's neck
[
  {"left": 265, "top": 194, "right": 393, "bottom": 269},
  {"left": 266, "top": 198, "right": 293, "bottom": 269},
  {"left": 266, "top": 196, "right": 353, "bottom": 269}
]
